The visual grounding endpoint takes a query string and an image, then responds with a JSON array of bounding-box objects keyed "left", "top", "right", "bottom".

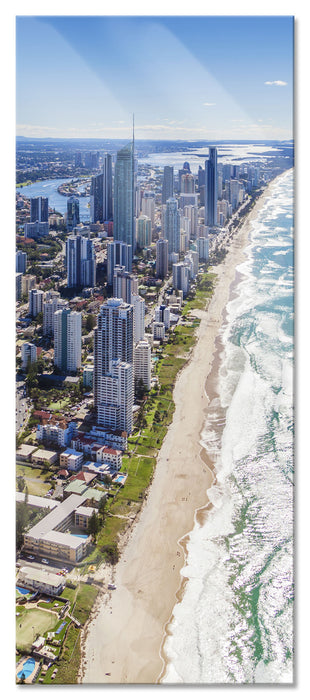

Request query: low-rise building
[
  {"left": 31, "top": 449, "right": 58, "bottom": 466},
  {"left": 60, "top": 448, "right": 83, "bottom": 472},
  {"left": 90, "top": 445, "right": 122, "bottom": 470},
  {"left": 36, "top": 419, "right": 77, "bottom": 448},
  {"left": 23, "top": 494, "right": 92, "bottom": 563},
  {"left": 17, "top": 566, "right": 66, "bottom": 596},
  {"left": 16, "top": 444, "right": 38, "bottom": 463}
]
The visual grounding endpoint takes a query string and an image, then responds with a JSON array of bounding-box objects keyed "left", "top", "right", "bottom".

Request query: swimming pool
[
  {"left": 17, "top": 657, "right": 35, "bottom": 679},
  {"left": 16, "top": 586, "right": 30, "bottom": 595}
]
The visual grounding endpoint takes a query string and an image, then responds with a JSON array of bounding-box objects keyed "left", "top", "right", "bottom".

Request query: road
[
  {"left": 16, "top": 380, "right": 32, "bottom": 434},
  {"left": 144, "top": 275, "right": 172, "bottom": 328}
]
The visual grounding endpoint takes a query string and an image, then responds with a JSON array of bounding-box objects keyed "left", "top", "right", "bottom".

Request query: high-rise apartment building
[
  {"left": 30, "top": 197, "right": 48, "bottom": 223},
  {"left": 16, "top": 273, "right": 22, "bottom": 301},
  {"left": 113, "top": 141, "right": 135, "bottom": 252},
  {"left": 67, "top": 196, "right": 80, "bottom": 231},
  {"left": 164, "top": 198, "right": 180, "bottom": 255},
  {"left": 75, "top": 151, "right": 83, "bottom": 168},
  {"left": 24, "top": 221, "right": 49, "bottom": 239},
  {"left": 141, "top": 191, "right": 155, "bottom": 229},
  {"left": 134, "top": 340, "right": 151, "bottom": 391},
  {"left": 162, "top": 165, "right": 174, "bottom": 204},
  {"left": 97, "top": 359, "right": 134, "bottom": 434},
  {"left": 66, "top": 235, "right": 96, "bottom": 288},
  {"left": 155, "top": 304, "right": 170, "bottom": 330},
  {"left": 136, "top": 215, "right": 152, "bottom": 249},
  {"left": 21, "top": 342, "right": 37, "bottom": 370},
  {"left": 178, "top": 162, "right": 191, "bottom": 192},
  {"left": 22, "top": 274, "right": 36, "bottom": 297},
  {"left": 113, "top": 265, "right": 133, "bottom": 304},
  {"left": 172, "top": 262, "right": 190, "bottom": 297},
  {"left": 205, "top": 147, "right": 218, "bottom": 226},
  {"left": 90, "top": 155, "right": 113, "bottom": 224},
  {"left": 43, "top": 292, "right": 69, "bottom": 336},
  {"left": 54, "top": 309, "right": 82, "bottom": 373},
  {"left": 180, "top": 172, "right": 195, "bottom": 193},
  {"left": 94, "top": 298, "right": 133, "bottom": 382},
  {"left": 16, "top": 250, "right": 27, "bottom": 274},
  {"left": 94, "top": 298, "right": 134, "bottom": 433},
  {"left": 197, "top": 236, "right": 209, "bottom": 261},
  {"left": 131, "top": 293, "right": 145, "bottom": 344},
  {"left": 107, "top": 240, "right": 132, "bottom": 285},
  {"left": 156, "top": 238, "right": 169, "bottom": 279},
  {"left": 102, "top": 154, "right": 113, "bottom": 221},
  {"left": 29, "top": 289, "right": 44, "bottom": 317},
  {"left": 90, "top": 173, "right": 104, "bottom": 224}
]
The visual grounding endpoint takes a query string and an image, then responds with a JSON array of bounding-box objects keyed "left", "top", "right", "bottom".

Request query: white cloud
[
  {"left": 264, "top": 80, "right": 287, "bottom": 86},
  {"left": 203, "top": 102, "right": 216, "bottom": 106}
]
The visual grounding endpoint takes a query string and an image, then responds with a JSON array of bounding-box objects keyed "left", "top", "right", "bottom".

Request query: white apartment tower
[
  {"left": 21, "top": 342, "right": 37, "bottom": 370},
  {"left": 43, "top": 293, "right": 69, "bottom": 336},
  {"left": 97, "top": 359, "right": 134, "bottom": 434},
  {"left": 131, "top": 293, "right": 145, "bottom": 344},
  {"left": 94, "top": 298, "right": 134, "bottom": 433},
  {"left": 134, "top": 340, "right": 151, "bottom": 391},
  {"left": 28, "top": 289, "right": 44, "bottom": 318}
]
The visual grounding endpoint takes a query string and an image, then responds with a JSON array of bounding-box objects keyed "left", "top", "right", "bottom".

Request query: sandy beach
[{"left": 79, "top": 181, "right": 278, "bottom": 685}]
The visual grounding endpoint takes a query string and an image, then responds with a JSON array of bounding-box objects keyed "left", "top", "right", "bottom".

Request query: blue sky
[{"left": 16, "top": 15, "right": 293, "bottom": 140}]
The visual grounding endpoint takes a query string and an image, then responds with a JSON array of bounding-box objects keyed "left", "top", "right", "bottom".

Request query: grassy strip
[
  {"left": 51, "top": 624, "right": 81, "bottom": 684},
  {"left": 84, "top": 271, "right": 215, "bottom": 568}
]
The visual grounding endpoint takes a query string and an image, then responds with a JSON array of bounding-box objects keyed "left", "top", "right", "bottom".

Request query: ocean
[{"left": 161, "top": 169, "right": 294, "bottom": 684}]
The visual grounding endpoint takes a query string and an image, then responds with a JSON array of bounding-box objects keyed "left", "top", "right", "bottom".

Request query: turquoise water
[
  {"left": 163, "top": 170, "right": 294, "bottom": 684},
  {"left": 17, "top": 657, "right": 35, "bottom": 679}
]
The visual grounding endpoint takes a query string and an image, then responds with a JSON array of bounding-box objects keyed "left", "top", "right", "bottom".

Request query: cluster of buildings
[{"left": 16, "top": 140, "right": 268, "bottom": 570}]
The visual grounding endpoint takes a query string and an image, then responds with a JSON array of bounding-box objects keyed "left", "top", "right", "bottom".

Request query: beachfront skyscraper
[
  {"left": 94, "top": 298, "right": 133, "bottom": 380},
  {"left": 66, "top": 234, "right": 96, "bottom": 288},
  {"left": 162, "top": 165, "right": 174, "bottom": 204},
  {"left": 54, "top": 308, "right": 82, "bottom": 373},
  {"left": 67, "top": 196, "right": 80, "bottom": 231},
  {"left": 113, "top": 141, "right": 135, "bottom": 251},
  {"left": 205, "top": 146, "right": 218, "bottom": 226},
  {"left": 30, "top": 196, "right": 48, "bottom": 223},
  {"left": 164, "top": 198, "right": 181, "bottom": 255},
  {"left": 94, "top": 298, "right": 134, "bottom": 433}
]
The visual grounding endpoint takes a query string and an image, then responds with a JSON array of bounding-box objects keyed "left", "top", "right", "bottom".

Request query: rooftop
[{"left": 27, "top": 494, "right": 86, "bottom": 539}]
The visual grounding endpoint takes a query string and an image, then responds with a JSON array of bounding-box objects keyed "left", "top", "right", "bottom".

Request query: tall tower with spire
[{"left": 113, "top": 119, "right": 136, "bottom": 252}]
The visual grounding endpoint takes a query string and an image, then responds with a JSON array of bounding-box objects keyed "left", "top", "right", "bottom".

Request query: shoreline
[{"left": 79, "top": 174, "right": 288, "bottom": 685}]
